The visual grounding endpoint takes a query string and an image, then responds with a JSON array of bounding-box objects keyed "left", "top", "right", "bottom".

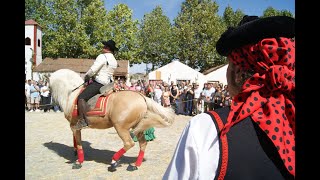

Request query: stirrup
[{"left": 72, "top": 119, "right": 89, "bottom": 130}]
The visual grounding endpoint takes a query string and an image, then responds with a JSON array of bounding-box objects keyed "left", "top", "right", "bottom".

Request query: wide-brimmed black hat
[
  {"left": 216, "top": 15, "right": 295, "bottom": 56},
  {"left": 102, "top": 40, "right": 119, "bottom": 52}
]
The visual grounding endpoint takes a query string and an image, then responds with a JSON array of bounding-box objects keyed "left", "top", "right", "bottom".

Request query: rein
[{"left": 71, "top": 82, "right": 86, "bottom": 92}]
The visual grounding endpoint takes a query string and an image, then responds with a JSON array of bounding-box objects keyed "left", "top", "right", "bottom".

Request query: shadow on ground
[{"left": 43, "top": 141, "right": 137, "bottom": 165}]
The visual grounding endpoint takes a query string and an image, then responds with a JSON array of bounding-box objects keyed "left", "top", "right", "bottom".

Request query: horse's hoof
[
  {"left": 108, "top": 166, "right": 117, "bottom": 172},
  {"left": 72, "top": 161, "right": 82, "bottom": 169},
  {"left": 126, "top": 164, "right": 138, "bottom": 171},
  {"left": 108, "top": 160, "right": 120, "bottom": 172}
]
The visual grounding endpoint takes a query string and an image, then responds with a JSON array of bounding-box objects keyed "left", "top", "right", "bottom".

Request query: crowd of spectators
[
  {"left": 112, "top": 78, "right": 231, "bottom": 116},
  {"left": 25, "top": 78, "right": 231, "bottom": 116},
  {"left": 25, "top": 79, "right": 61, "bottom": 113}
]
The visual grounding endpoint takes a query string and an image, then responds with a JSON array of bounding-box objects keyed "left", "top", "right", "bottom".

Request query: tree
[
  {"left": 106, "top": 4, "right": 140, "bottom": 64},
  {"left": 262, "top": 7, "right": 294, "bottom": 18},
  {"left": 222, "top": 5, "right": 245, "bottom": 27},
  {"left": 25, "top": 0, "right": 53, "bottom": 56},
  {"left": 25, "top": 0, "right": 42, "bottom": 21},
  {"left": 138, "top": 6, "right": 175, "bottom": 70},
  {"left": 78, "top": 0, "right": 111, "bottom": 58},
  {"left": 25, "top": 0, "right": 127, "bottom": 59},
  {"left": 174, "top": 0, "right": 226, "bottom": 72}
]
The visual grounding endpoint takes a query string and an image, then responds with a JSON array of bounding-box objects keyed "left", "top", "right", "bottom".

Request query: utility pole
[{"left": 146, "top": 63, "right": 148, "bottom": 74}]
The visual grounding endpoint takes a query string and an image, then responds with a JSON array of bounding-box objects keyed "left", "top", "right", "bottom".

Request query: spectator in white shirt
[
  {"left": 153, "top": 84, "right": 163, "bottom": 104},
  {"left": 40, "top": 81, "right": 51, "bottom": 112},
  {"left": 192, "top": 82, "right": 202, "bottom": 115},
  {"left": 25, "top": 79, "right": 31, "bottom": 111},
  {"left": 201, "top": 82, "right": 215, "bottom": 111}
]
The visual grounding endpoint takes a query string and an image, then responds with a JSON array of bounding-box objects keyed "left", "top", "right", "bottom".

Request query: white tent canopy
[
  {"left": 205, "top": 64, "right": 228, "bottom": 86},
  {"left": 148, "top": 60, "right": 206, "bottom": 88}
]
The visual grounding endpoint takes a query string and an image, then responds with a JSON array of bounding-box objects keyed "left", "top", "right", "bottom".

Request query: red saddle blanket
[{"left": 72, "top": 94, "right": 111, "bottom": 118}]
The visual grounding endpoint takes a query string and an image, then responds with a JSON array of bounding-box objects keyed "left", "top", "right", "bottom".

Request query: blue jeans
[
  {"left": 186, "top": 98, "right": 193, "bottom": 115},
  {"left": 54, "top": 105, "right": 61, "bottom": 112}
]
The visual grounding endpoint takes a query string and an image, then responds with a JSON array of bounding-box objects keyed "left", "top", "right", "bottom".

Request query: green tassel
[{"left": 132, "top": 127, "right": 156, "bottom": 142}]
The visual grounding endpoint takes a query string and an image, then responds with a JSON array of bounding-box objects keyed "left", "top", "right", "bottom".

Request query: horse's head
[
  {"left": 49, "top": 69, "right": 84, "bottom": 114},
  {"left": 49, "top": 69, "right": 83, "bottom": 90},
  {"left": 42, "top": 74, "right": 50, "bottom": 85}
]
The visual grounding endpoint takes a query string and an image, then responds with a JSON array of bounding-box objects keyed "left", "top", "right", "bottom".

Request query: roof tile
[{"left": 33, "top": 58, "right": 129, "bottom": 76}]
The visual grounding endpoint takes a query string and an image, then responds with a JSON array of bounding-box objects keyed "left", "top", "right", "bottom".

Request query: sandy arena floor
[{"left": 25, "top": 111, "right": 192, "bottom": 180}]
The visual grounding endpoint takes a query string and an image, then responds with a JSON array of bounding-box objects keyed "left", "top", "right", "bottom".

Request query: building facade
[{"left": 25, "top": 19, "right": 42, "bottom": 81}]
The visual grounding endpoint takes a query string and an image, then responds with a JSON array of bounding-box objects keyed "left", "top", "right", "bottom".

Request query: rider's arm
[{"left": 86, "top": 54, "right": 105, "bottom": 77}]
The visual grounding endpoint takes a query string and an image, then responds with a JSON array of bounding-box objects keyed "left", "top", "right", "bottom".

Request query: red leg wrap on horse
[
  {"left": 112, "top": 148, "right": 126, "bottom": 161},
  {"left": 77, "top": 149, "right": 84, "bottom": 163},
  {"left": 135, "top": 150, "right": 145, "bottom": 166},
  {"left": 73, "top": 136, "right": 77, "bottom": 149}
]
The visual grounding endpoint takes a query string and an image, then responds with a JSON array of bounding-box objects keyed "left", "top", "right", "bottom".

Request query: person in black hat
[
  {"left": 72, "top": 39, "right": 119, "bottom": 130},
  {"left": 163, "top": 15, "right": 295, "bottom": 180}
]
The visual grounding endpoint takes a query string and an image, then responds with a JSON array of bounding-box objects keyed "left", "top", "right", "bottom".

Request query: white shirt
[
  {"left": 87, "top": 53, "right": 117, "bottom": 85},
  {"left": 163, "top": 113, "right": 220, "bottom": 180},
  {"left": 202, "top": 87, "right": 216, "bottom": 101},
  {"left": 193, "top": 88, "right": 202, "bottom": 99},
  {"left": 154, "top": 88, "right": 163, "bottom": 102},
  {"left": 40, "top": 85, "right": 50, "bottom": 97},
  {"left": 25, "top": 83, "right": 31, "bottom": 96}
]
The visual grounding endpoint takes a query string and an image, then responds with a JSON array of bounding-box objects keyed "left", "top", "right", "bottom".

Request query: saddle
[
  {"left": 88, "top": 83, "right": 114, "bottom": 109},
  {"left": 71, "top": 83, "right": 114, "bottom": 118}
]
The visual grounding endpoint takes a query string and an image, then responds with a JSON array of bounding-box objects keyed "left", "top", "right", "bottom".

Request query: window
[
  {"left": 25, "top": 37, "right": 31, "bottom": 45},
  {"left": 38, "top": 39, "right": 40, "bottom": 47}
]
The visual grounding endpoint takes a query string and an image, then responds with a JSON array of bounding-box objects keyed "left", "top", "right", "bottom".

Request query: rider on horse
[{"left": 72, "top": 39, "right": 119, "bottom": 130}]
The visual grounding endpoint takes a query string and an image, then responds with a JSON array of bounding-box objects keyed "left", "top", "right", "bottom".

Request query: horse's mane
[{"left": 49, "top": 69, "right": 84, "bottom": 115}]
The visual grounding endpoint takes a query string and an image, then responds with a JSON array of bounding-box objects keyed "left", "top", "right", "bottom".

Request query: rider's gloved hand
[{"left": 84, "top": 75, "right": 90, "bottom": 83}]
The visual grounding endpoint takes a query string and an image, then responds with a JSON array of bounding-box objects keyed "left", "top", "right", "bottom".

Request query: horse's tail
[
  {"left": 130, "top": 95, "right": 175, "bottom": 134},
  {"left": 132, "top": 96, "right": 175, "bottom": 134},
  {"left": 144, "top": 97, "right": 175, "bottom": 126}
]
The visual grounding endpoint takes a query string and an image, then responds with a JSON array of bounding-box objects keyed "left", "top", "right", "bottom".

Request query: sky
[{"left": 104, "top": 0, "right": 295, "bottom": 73}]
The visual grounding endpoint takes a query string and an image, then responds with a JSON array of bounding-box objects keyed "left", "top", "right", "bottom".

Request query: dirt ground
[{"left": 25, "top": 111, "right": 192, "bottom": 180}]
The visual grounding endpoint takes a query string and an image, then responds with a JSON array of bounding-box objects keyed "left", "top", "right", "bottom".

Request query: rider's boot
[{"left": 72, "top": 99, "right": 90, "bottom": 130}]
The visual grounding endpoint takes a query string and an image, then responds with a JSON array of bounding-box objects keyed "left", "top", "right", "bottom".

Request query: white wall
[
  {"left": 25, "top": 25, "right": 34, "bottom": 80},
  {"left": 36, "top": 26, "right": 42, "bottom": 66},
  {"left": 25, "top": 25, "right": 34, "bottom": 46},
  {"left": 148, "top": 61, "right": 207, "bottom": 89},
  {"left": 25, "top": 47, "right": 33, "bottom": 80},
  {"left": 25, "top": 23, "right": 42, "bottom": 80}
]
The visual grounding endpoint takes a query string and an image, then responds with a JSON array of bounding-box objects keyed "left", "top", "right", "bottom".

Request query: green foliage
[
  {"left": 79, "top": 0, "right": 111, "bottom": 58},
  {"left": 262, "top": 7, "right": 294, "bottom": 18},
  {"left": 138, "top": 6, "right": 175, "bottom": 71},
  {"left": 106, "top": 4, "right": 140, "bottom": 64},
  {"left": 25, "top": 0, "right": 139, "bottom": 61},
  {"left": 25, "top": 0, "right": 109, "bottom": 58},
  {"left": 25, "top": 0, "right": 40, "bottom": 20},
  {"left": 173, "top": 0, "right": 226, "bottom": 72},
  {"left": 25, "top": 0, "right": 294, "bottom": 72},
  {"left": 223, "top": 5, "right": 245, "bottom": 27}
]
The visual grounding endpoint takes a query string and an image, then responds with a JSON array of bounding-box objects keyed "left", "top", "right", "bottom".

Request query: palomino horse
[{"left": 47, "top": 69, "right": 175, "bottom": 171}]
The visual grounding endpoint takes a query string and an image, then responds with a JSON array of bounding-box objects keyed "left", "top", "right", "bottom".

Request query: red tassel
[
  {"left": 77, "top": 149, "right": 84, "bottom": 163},
  {"left": 112, "top": 148, "right": 126, "bottom": 161},
  {"left": 72, "top": 108, "right": 78, "bottom": 118},
  {"left": 135, "top": 150, "right": 144, "bottom": 166}
]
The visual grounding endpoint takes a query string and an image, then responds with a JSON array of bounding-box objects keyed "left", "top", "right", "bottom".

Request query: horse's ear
[{"left": 43, "top": 74, "right": 50, "bottom": 83}]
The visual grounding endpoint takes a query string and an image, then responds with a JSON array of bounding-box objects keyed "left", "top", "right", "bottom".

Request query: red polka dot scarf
[{"left": 220, "top": 37, "right": 295, "bottom": 176}]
